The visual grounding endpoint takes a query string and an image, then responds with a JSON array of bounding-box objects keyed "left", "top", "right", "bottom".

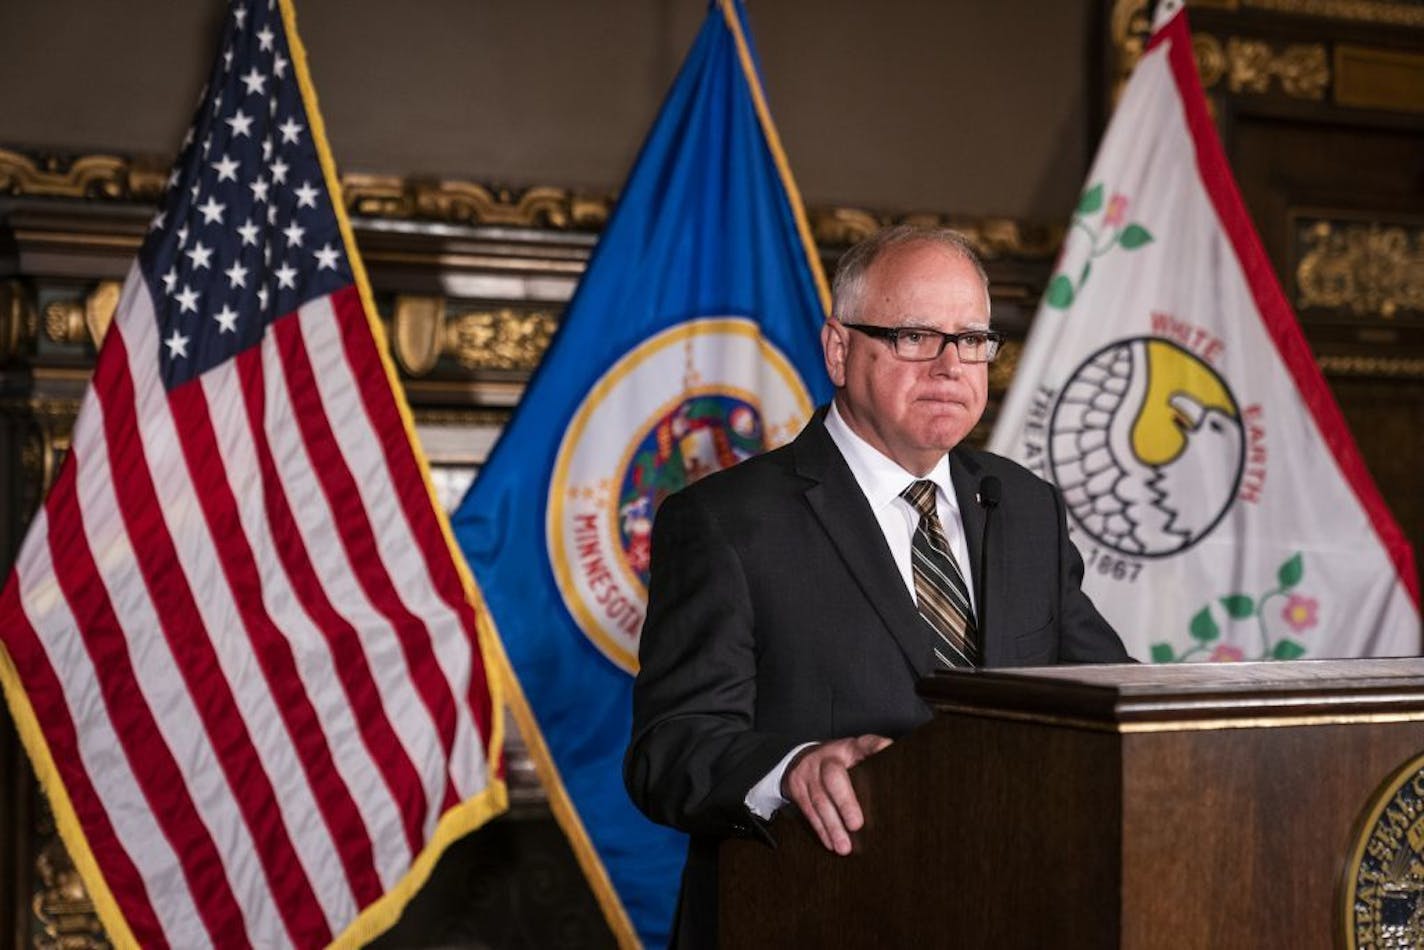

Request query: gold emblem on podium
[{"left": 1344, "top": 751, "right": 1424, "bottom": 948}]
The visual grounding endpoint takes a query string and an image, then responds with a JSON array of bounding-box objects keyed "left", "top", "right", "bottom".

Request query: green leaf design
[
  {"left": 1278, "top": 553, "right": 1304, "bottom": 589},
  {"left": 1150, "top": 643, "right": 1176, "bottom": 663},
  {"left": 1045, "top": 274, "right": 1075, "bottom": 309},
  {"left": 1219, "top": 595, "right": 1255, "bottom": 619},
  {"left": 1273, "top": 639, "right": 1307, "bottom": 661},
  {"left": 1189, "top": 607, "right": 1220, "bottom": 643},
  {"left": 1078, "top": 183, "right": 1104, "bottom": 215},
  {"left": 1119, "top": 224, "right": 1154, "bottom": 249}
]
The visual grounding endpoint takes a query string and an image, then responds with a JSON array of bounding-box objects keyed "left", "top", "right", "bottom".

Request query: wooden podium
[{"left": 719, "top": 659, "right": 1424, "bottom": 948}]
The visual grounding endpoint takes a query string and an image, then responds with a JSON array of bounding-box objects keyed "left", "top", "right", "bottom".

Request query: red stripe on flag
[
  {"left": 270, "top": 312, "right": 463, "bottom": 811},
  {"left": 167, "top": 374, "right": 385, "bottom": 909},
  {"left": 1153, "top": 13, "right": 1420, "bottom": 607},
  {"left": 330, "top": 286, "right": 496, "bottom": 751},
  {"left": 0, "top": 571, "right": 170, "bottom": 948},
  {"left": 94, "top": 330, "right": 330, "bottom": 947},
  {"left": 233, "top": 344, "right": 428, "bottom": 857},
  {"left": 40, "top": 454, "right": 239, "bottom": 947}
]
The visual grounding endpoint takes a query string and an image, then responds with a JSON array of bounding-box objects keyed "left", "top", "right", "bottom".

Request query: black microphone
[{"left": 975, "top": 476, "right": 1002, "bottom": 650}]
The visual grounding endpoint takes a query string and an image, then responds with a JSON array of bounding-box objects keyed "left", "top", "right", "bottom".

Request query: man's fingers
[
  {"left": 807, "top": 764, "right": 853, "bottom": 855},
  {"left": 849, "top": 733, "right": 892, "bottom": 762},
  {"left": 821, "top": 761, "right": 863, "bottom": 834}
]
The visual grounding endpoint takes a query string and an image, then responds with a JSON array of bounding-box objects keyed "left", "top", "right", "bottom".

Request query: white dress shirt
[{"left": 744, "top": 403, "right": 976, "bottom": 818}]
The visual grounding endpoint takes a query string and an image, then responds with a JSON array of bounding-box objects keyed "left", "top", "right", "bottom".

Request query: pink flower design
[
  {"left": 1282, "top": 594, "right": 1319, "bottom": 632},
  {"left": 1104, "top": 193, "right": 1129, "bottom": 227},
  {"left": 1210, "top": 644, "right": 1244, "bottom": 663}
]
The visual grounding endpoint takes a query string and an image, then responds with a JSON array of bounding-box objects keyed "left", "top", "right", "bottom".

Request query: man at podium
[{"left": 625, "top": 226, "right": 1131, "bottom": 947}]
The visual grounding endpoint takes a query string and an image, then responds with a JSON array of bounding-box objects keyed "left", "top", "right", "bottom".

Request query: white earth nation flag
[{"left": 989, "top": 1, "right": 1420, "bottom": 663}]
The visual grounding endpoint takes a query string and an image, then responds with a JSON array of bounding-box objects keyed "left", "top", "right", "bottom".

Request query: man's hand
[{"left": 780, "top": 734, "right": 892, "bottom": 856}]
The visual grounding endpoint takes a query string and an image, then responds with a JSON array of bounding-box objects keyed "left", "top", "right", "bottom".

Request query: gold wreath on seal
[{"left": 1343, "top": 750, "right": 1424, "bottom": 948}]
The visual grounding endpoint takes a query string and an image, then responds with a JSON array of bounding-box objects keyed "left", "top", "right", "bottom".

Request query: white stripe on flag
[
  {"left": 199, "top": 338, "right": 414, "bottom": 889},
  {"left": 296, "top": 297, "right": 485, "bottom": 804},
  {"left": 14, "top": 509, "right": 213, "bottom": 949},
  {"left": 116, "top": 273, "right": 350, "bottom": 934},
  {"left": 258, "top": 328, "right": 448, "bottom": 822}
]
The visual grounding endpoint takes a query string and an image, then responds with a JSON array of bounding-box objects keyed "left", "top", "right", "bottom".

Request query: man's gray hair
[{"left": 830, "top": 225, "right": 990, "bottom": 322}]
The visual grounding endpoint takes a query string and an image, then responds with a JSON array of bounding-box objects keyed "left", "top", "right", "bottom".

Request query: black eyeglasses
[{"left": 841, "top": 323, "right": 1002, "bottom": 363}]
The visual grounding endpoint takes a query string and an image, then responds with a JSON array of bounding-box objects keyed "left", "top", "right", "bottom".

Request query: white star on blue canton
[
  {"left": 283, "top": 222, "right": 304, "bottom": 247},
  {"left": 240, "top": 67, "right": 266, "bottom": 96},
  {"left": 278, "top": 117, "right": 303, "bottom": 144},
  {"left": 273, "top": 53, "right": 289, "bottom": 78},
  {"left": 226, "top": 110, "right": 254, "bottom": 138},
  {"left": 275, "top": 262, "right": 297, "bottom": 289},
  {"left": 257, "top": 25, "right": 275, "bottom": 51},
  {"left": 162, "top": 268, "right": 178, "bottom": 293},
  {"left": 197, "top": 197, "right": 225, "bottom": 225},
  {"left": 211, "top": 154, "right": 239, "bottom": 182},
  {"left": 225, "top": 261, "right": 248, "bottom": 289},
  {"left": 314, "top": 243, "right": 341, "bottom": 270},
  {"left": 175, "top": 285, "right": 200, "bottom": 314},
  {"left": 237, "top": 220, "right": 260, "bottom": 246},
  {"left": 233, "top": 5, "right": 247, "bottom": 28},
  {"left": 214, "top": 305, "right": 239, "bottom": 334},
  {"left": 186, "top": 241, "right": 213, "bottom": 270},
  {"left": 293, "top": 181, "right": 319, "bottom": 209},
  {"left": 164, "top": 329, "right": 190, "bottom": 358},
  {"left": 270, "top": 159, "right": 290, "bottom": 184},
  {"left": 250, "top": 177, "right": 270, "bottom": 203}
]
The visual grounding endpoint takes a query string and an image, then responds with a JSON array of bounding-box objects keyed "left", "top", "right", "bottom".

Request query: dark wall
[{"left": 0, "top": 0, "right": 1097, "bottom": 219}]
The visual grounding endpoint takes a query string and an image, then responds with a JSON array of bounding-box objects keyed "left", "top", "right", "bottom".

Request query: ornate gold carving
[
  {"left": 389, "top": 297, "right": 561, "bottom": 374},
  {"left": 1110, "top": 0, "right": 1153, "bottom": 103},
  {"left": 343, "top": 174, "right": 610, "bottom": 230},
  {"left": 1335, "top": 44, "right": 1424, "bottom": 113},
  {"left": 988, "top": 339, "right": 1024, "bottom": 393},
  {"left": 42, "top": 282, "right": 121, "bottom": 348},
  {"left": 1296, "top": 220, "right": 1424, "bottom": 318},
  {"left": 31, "top": 799, "right": 104, "bottom": 950},
  {"left": 1227, "top": 38, "right": 1329, "bottom": 98},
  {"left": 1243, "top": 0, "right": 1424, "bottom": 27},
  {"left": 0, "top": 280, "right": 39, "bottom": 359},
  {"left": 1318, "top": 354, "right": 1424, "bottom": 377},
  {"left": 807, "top": 206, "right": 1062, "bottom": 259},
  {"left": 0, "top": 147, "right": 163, "bottom": 202},
  {"left": 1193, "top": 33, "right": 1229, "bottom": 88},
  {"left": 446, "top": 308, "right": 559, "bottom": 372},
  {"left": 393, "top": 294, "right": 448, "bottom": 375}
]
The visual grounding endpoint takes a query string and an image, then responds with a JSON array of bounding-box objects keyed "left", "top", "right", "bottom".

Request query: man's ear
[{"left": 822, "top": 319, "right": 848, "bottom": 387}]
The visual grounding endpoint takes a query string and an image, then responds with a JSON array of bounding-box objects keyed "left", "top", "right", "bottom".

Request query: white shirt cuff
[{"left": 744, "top": 742, "right": 818, "bottom": 820}]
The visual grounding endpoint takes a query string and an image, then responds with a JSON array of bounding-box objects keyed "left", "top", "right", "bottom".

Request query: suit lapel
[
  {"left": 950, "top": 449, "right": 1007, "bottom": 666},
  {"left": 793, "top": 412, "right": 933, "bottom": 679}
]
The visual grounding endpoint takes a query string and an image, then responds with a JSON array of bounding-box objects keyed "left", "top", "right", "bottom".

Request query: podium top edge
[{"left": 917, "top": 657, "right": 1424, "bottom": 729}]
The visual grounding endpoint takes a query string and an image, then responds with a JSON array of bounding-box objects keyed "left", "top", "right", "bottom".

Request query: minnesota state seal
[{"left": 547, "top": 317, "right": 813, "bottom": 672}]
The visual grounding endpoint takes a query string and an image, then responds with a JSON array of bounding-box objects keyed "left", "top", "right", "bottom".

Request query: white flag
[{"left": 989, "top": 1, "right": 1419, "bottom": 663}]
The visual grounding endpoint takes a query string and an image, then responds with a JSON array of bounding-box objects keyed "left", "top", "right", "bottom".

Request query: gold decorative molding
[
  {"left": 1334, "top": 44, "right": 1424, "bottom": 113},
  {"left": 808, "top": 206, "right": 1063, "bottom": 258},
  {"left": 1242, "top": 0, "right": 1424, "bottom": 28},
  {"left": 1226, "top": 37, "right": 1329, "bottom": 98},
  {"left": 1295, "top": 220, "right": 1424, "bottom": 318},
  {"left": 0, "top": 147, "right": 164, "bottom": 202},
  {"left": 42, "top": 282, "right": 120, "bottom": 348},
  {"left": 1318, "top": 354, "right": 1424, "bottom": 378},
  {"left": 392, "top": 295, "right": 559, "bottom": 375},
  {"left": 0, "top": 280, "right": 39, "bottom": 360},
  {"left": 30, "top": 799, "right": 103, "bottom": 950},
  {"left": 344, "top": 174, "right": 611, "bottom": 231},
  {"left": 2, "top": 149, "right": 1065, "bottom": 262}
]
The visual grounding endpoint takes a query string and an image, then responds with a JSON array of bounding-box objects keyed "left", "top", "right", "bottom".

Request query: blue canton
[{"left": 139, "top": 0, "right": 354, "bottom": 390}]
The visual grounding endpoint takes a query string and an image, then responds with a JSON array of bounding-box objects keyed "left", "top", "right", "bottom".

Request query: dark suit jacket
[{"left": 624, "top": 408, "right": 1130, "bottom": 948}]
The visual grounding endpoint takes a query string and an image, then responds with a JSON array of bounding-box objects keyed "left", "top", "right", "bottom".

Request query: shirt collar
[{"left": 824, "top": 401, "right": 958, "bottom": 515}]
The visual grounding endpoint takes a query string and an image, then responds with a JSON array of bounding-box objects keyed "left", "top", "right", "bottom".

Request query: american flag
[{"left": 0, "top": 2, "right": 504, "bottom": 946}]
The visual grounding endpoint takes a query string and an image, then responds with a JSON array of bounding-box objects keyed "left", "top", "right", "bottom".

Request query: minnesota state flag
[
  {"left": 989, "top": 0, "right": 1418, "bottom": 661},
  {"left": 450, "top": 1, "right": 832, "bottom": 944}
]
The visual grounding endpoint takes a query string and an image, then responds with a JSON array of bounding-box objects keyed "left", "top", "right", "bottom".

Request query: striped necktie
[{"left": 901, "top": 479, "right": 978, "bottom": 669}]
